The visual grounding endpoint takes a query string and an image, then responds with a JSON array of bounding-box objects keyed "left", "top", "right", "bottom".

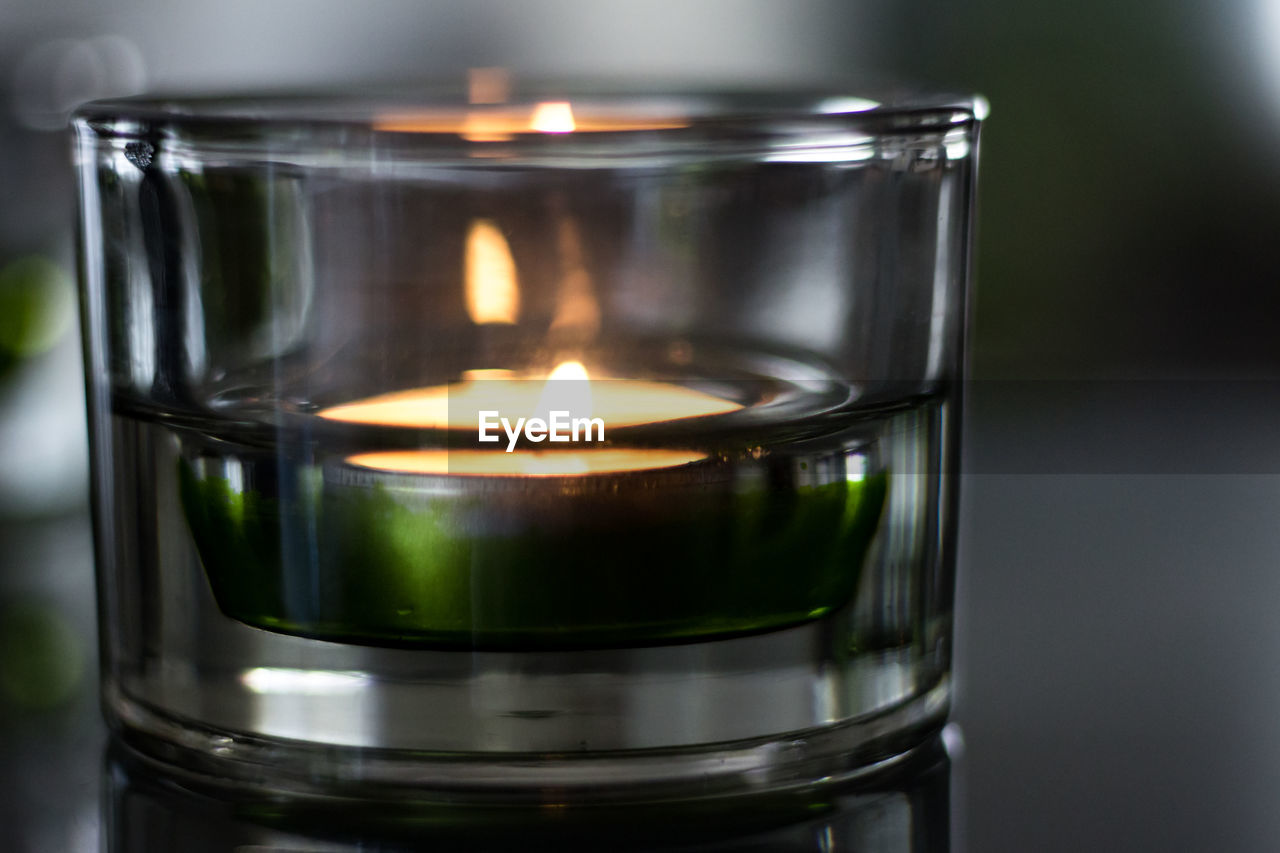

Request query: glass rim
[{"left": 72, "top": 87, "right": 985, "bottom": 164}]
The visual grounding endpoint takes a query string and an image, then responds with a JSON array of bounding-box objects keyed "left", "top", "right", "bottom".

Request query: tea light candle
[
  {"left": 179, "top": 366, "right": 886, "bottom": 649},
  {"left": 320, "top": 362, "right": 739, "bottom": 476}
]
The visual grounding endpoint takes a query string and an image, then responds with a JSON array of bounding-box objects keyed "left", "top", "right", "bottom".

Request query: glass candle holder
[{"left": 73, "top": 90, "right": 982, "bottom": 804}]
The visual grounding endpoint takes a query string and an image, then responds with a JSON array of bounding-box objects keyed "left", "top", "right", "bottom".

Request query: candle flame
[
  {"left": 536, "top": 359, "right": 592, "bottom": 423},
  {"left": 464, "top": 219, "right": 520, "bottom": 324},
  {"left": 547, "top": 360, "right": 588, "bottom": 381},
  {"left": 530, "top": 101, "right": 575, "bottom": 133},
  {"left": 549, "top": 210, "right": 600, "bottom": 343}
]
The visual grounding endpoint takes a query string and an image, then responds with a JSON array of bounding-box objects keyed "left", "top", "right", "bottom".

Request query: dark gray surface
[
  {"left": 954, "top": 382, "right": 1280, "bottom": 852},
  {"left": 956, "top": 474, "right": 1280, "bottom": 852}
]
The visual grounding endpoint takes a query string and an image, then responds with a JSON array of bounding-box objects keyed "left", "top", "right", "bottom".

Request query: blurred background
[{"left": 3, "top": 1, "right": 1280, "bottom": 851}]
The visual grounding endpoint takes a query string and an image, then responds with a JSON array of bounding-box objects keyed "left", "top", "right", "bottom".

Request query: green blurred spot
[
  {"left": 0, "top": 601, "right": 85, "bottom": 711},
  {"left": 0, "top": 256, "right": 76, "bottom": 370}
]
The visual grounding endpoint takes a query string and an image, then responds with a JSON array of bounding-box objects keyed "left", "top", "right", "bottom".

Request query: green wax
[{"left": 178, "top": 459, "right": 886, "bottom": 650}]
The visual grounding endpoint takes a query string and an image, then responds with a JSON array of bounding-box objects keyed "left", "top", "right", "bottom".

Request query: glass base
[
  {"left": 105, "top": 674, "right": 948, "bottom": 806},
  {"left": 108, "top": 730, "right": 953, "bottom": 851}
]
